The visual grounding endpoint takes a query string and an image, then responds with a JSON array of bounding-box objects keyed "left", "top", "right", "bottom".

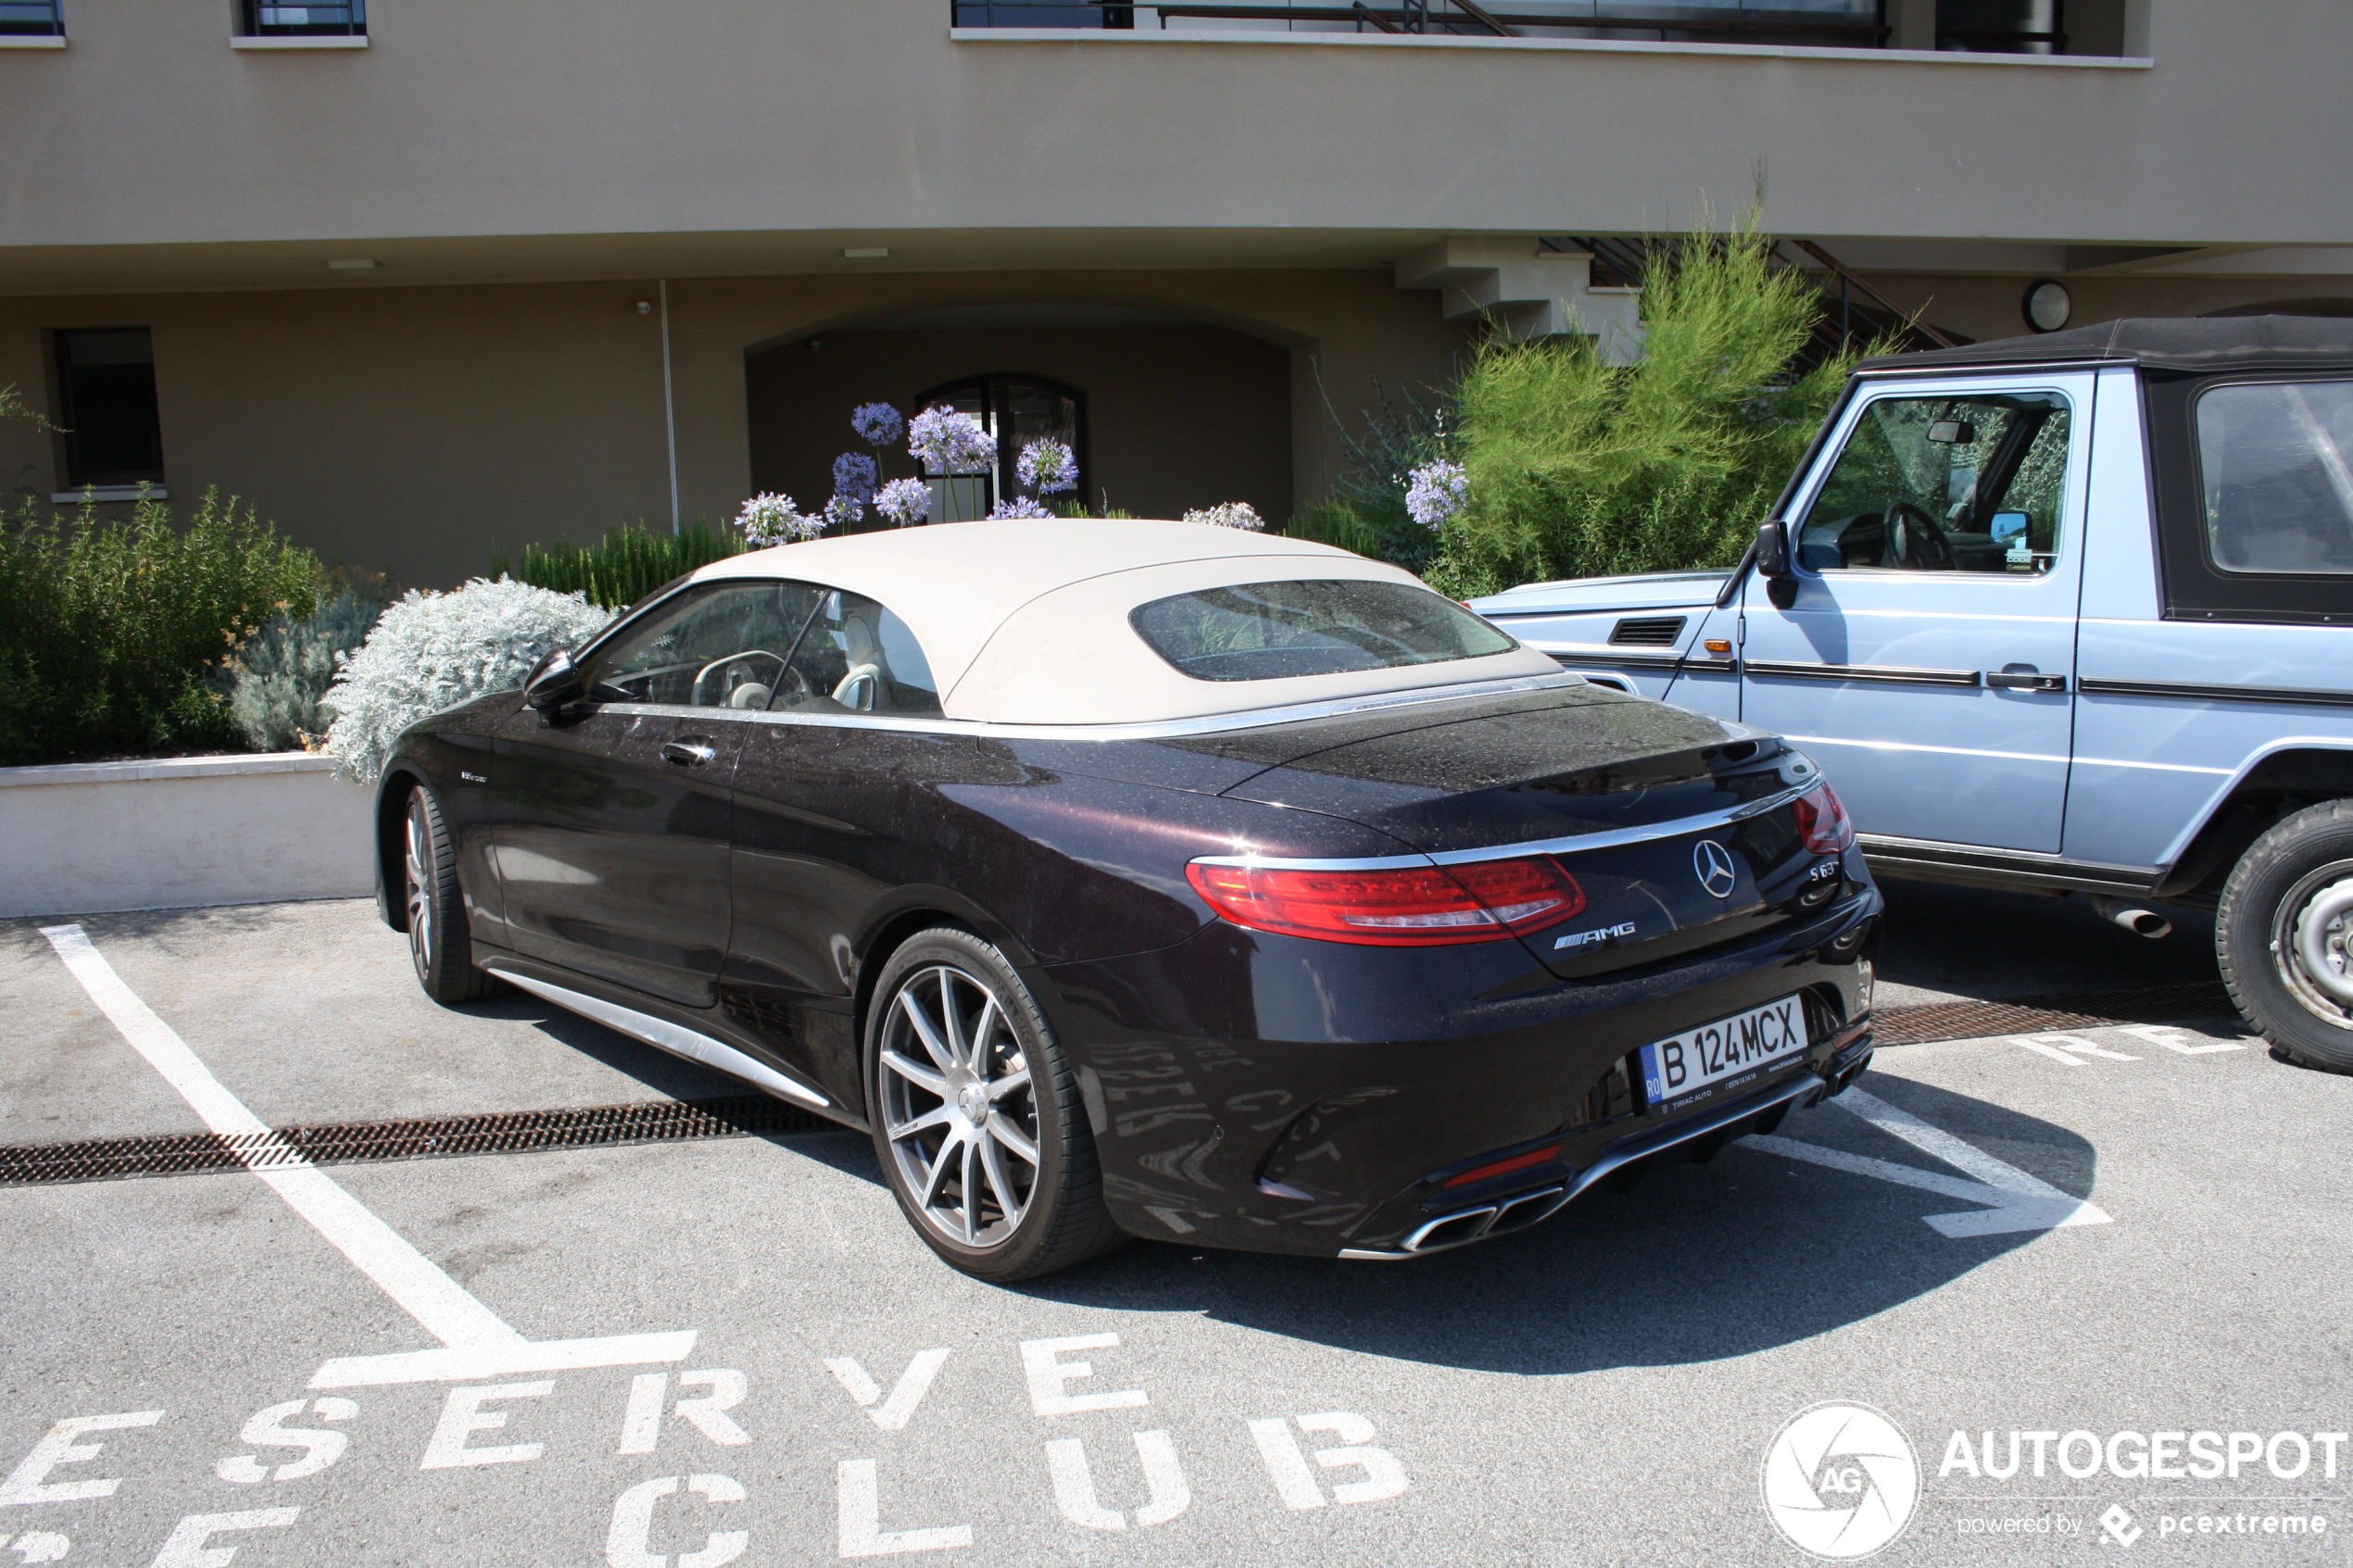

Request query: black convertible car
[{"left": 377, "top": 520, "right": 1880, "bottom": 1280}]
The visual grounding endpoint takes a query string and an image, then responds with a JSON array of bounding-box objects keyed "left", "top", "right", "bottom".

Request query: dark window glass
[
  {"left": 0, "top": 2, "right": 65, "bottom": 38},
  {"left": 55, "top": 328, "right": 165, "bottom": 488},
  {"left": 1130, "top": 579, "right": 1516, "bottom": 683},
  {"left": 1799, "top": 392, "right": 2070, "bottom": 573},
  {"left": 587, "top": 582, "right": 816, "bottom": 708},
  {"left": 244, "top": 0, "right": 365, "bottom": 36},
  {"left": 2196, "top": 381, "right": 2353, "bottom": 577},
  {"left": 773, "top": 589, "right": 943, "bottom": 717},
  {"left": 912, "top": 372, "right": 1086, "bottom": 519}
]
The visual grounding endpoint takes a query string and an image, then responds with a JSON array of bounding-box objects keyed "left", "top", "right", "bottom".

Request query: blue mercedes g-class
[{"left": 1473, "top": 317, "right": 2353, "bottom": 1072}]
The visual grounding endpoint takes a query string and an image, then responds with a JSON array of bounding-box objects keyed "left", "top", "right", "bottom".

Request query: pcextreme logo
[{"left": 1762, "top": 1402, "right": 1920, "bottom": 1560}]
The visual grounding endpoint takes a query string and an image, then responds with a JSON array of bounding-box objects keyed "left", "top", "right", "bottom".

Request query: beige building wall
[{"left": 0, "top": 270, "right": 1469, "bottom": 588}]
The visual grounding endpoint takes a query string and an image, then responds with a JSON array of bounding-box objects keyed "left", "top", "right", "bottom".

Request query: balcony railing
[
  {"left": 0, "top": 0, "right": 64, "bottom": 37},
  {"left": 952, "top": 0, "right": 1893, "bottom": 45},
  {"left": 243, "top": 0, "right": 366, "bottom": 37}
]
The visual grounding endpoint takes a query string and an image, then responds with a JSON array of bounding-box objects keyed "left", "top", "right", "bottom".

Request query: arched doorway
[
  {"left": 744, "top": 303, "right": 1291, "bottom": 527},
  {"left": 912, "top": 372, "right": 1088, "bottom": 520}
]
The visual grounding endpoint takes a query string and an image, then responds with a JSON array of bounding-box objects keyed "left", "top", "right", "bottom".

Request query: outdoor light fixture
[
  {"left": 2022, "top": 279, "right": 2071, "bottom": 332},
  {"left": 843, "top": 248, "right": 890, "bottom": 260},
  {"left": 636, "top": 301, "right": 652, "bottom": 315},
  {"left": 326, "top": 258, "right": 379, "bottom": 272}
]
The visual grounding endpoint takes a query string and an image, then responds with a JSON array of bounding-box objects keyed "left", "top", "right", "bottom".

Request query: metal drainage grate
[
  {"left": 0, "top": 1095, "right": 836, "bottom": 1188},
  {"left": 1872, "top": 981, "right": 2238, "bottom": 1047}
]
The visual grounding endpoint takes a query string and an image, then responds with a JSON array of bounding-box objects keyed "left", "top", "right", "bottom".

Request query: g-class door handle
[
  {"left": 1986, "top": 670, "right": 2068, "bottom": 692},
  {"left": 661, "top": 738, "right": 718, "bottom": 767}
]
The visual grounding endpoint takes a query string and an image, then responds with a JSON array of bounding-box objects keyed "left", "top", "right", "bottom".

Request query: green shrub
[
  {"left": 1428, "top": 225, "right": 1866, "bottom": 598},
  {"left": 220, "top": 584, "right": 388, "bottom": 752},
  {"left": 494, "top": 521, "right": 741, "bottom": 610},
  {"left": 0, "top": 490, "right": 321, "bottom": 766}
]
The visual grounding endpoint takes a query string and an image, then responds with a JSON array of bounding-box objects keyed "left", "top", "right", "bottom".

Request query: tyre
[
  {"left": 864, "top": 926, "right": 1125, "bottom": 1281},
  {"left": 401, "top": 784, "right": 499, "bottom": 1005},
  {"left": 2217, "top": 798, "right": 2353, "bottom": 1073}
]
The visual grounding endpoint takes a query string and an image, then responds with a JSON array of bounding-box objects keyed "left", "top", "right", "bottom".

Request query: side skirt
[
  {"left": 1859, "top": 834, "right": 2166, "bottom": 897},
  {"left": 483, "top": 960, "right": 839, "bottom": 1116}
]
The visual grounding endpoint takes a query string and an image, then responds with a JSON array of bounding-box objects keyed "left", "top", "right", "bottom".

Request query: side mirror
[
  {"left": 522, "top": 647, "right": 583, "bottom": 711},
  {"left": 1755, "top": 520, "right": 1800, "bottom": 608}
]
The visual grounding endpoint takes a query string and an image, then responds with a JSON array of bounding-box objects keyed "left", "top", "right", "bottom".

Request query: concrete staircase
[{"left": 1394, "top": 236, "right": 1644, "bottom": 359}]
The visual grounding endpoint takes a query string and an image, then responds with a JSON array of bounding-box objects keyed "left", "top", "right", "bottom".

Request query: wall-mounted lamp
[
  {"left": 2022, "top": 279, "right": 2071, "bottom": 332},
  {"left": 843, "top": 248, "right": 889, "bottom": 260},
  {"left": 636, "top": 300, "right": 653, "bottom": 315},
  {"left": 326, "top": 258, "right": 379, "bottom": 272}
]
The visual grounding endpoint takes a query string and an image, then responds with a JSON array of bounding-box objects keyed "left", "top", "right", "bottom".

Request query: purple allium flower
[
  {"left": 851, "top": 402, "right": 904, "bottom": 446},
  {"left": 1015, "top": 438, "right": 1077, "bottom": 495},
  {"left": 1181, "top": 502, "right": 1266, "bottom": 532},
  {"left": 1404, "top": 459, "right": 1468, "bottom": 530},
  {"left": 875, "top": 477, "right": 931, "bottom": 527},
  {"left": 737, "top": 492, "right": 820, "bottom": 547},
  {"left": 988, "top": 495, "right": 1055, "bottom": 520},
  {"left": 908, "top": 405, "right": 996, "bottom": 477},
  {"left": 831, "top": 451, "right": 878, "bottom": 504}
]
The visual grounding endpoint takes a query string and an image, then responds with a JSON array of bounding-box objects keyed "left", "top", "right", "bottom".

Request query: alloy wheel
[
  {"left": 2272, "top": 858, "right": 2353, "bottom": 1031},
  {"left": 877, "top": 962, "right": 1041, "bottom": 1249},
  {"left": 404, "top": 795, "right": 434, "bottom": 982}
]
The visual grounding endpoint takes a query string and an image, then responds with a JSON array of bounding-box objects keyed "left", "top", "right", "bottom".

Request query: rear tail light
[
  {"left": 1792, "top": 781, "right": 1856, "bottom": 853},
  {"left": 1184, "top": 856, "right": 1586, "bottom": 947}
]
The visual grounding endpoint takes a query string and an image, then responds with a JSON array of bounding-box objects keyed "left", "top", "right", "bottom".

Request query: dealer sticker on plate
[{"left": 1639, "top": 994, "right": 1806, "bottom": 1110}]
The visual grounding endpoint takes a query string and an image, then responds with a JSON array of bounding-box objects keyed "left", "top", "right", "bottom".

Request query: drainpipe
[{"left": 660, "top": 279, "right": 681, "bottom": 534}]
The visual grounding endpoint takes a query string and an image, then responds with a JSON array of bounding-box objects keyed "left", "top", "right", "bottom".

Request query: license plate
[{"left": 1639, "top": 994, "right": 1806, "bottom": 1110}]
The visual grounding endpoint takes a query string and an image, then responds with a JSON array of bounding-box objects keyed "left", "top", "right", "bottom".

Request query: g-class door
[{"left": 1740, "top": 372, "right": 2095, "bottom": 852}]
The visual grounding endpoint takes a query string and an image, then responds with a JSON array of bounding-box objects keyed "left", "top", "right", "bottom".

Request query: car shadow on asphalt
[{"left": 987, "top": 1074, "right": 2096, "bottom": 1376}]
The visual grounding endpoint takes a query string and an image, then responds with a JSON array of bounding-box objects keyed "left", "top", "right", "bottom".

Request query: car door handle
[
  {"left": 661, "top": 738, "right": 718, "bottom": 767},
  {"left": 1985, "top": 671, "right": 2068, "bottom": 692}
]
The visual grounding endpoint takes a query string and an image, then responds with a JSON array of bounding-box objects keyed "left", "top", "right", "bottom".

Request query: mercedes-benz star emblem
[{"left": 1693, "top": 839, "right": 1739, "bottom": 898}]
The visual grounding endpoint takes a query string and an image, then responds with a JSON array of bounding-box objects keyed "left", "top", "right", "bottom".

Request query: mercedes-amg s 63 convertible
[{"left": 375, "top": 519, "right": 1881, "bottom": 1280}]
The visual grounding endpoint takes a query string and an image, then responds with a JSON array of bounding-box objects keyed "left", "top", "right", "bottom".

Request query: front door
[
  {"left": 1739, "top": 371, "right": 2095, "bottom": 852},
  {"left": 491, "top": 579, "right": 806, "bottom": 1007}
]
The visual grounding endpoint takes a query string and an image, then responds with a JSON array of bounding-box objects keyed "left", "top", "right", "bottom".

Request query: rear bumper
[
  {"left": 1036, "top": 886, "right": 1881, "bottom": 1258},
  {"left": 1337, "top": 1033, "right": 1873, "bottom": 1260}
]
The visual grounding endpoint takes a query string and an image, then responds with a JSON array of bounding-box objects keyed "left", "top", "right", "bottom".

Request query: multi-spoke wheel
[
  {"left": 865, "top": 927, "right": 1124, "bottom": 1280},
  {"left": 400, "top": 785, "right": 498, "bottom": 1004},
  {"left": 2219, "top": 799, "right": 2353, "bottom": 1073}
]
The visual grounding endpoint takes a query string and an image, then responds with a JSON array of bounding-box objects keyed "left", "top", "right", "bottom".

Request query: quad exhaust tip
[{"left": 2088, "top": 894, "right": 2172, "bottom": 940}]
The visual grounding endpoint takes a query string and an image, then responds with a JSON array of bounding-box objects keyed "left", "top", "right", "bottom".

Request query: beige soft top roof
[{"left": 693, "top": 518, "right": 1557, "bottom": 724}]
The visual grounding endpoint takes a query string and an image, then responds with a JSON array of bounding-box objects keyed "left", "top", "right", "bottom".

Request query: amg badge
[{"left": 1555, "top": 921, "right": 1640, "bottom": 950}]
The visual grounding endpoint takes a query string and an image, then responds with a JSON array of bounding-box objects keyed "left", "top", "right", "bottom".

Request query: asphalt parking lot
[{"left": 3, "top": 883, "right": 2347, "bottom": 1567}]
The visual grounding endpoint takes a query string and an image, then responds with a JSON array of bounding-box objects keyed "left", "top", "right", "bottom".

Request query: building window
[
  {"left": 243, "top": 0, "right": 365, "bottom": 37},
  {"left": 0, "top": 0, "right": 65, "bottom": 37},
  {"left": 54, "top": 329, "right": 166, "bottom": 490},
  {"left": 951, "top": 2, "right": 1889, "bottom": 47},
  {"left": 913, "top": 374, "right": 1088, "bottom": 517},
  {"left": 1936, "top": 0, "right": 2061, "bottom": 52}
]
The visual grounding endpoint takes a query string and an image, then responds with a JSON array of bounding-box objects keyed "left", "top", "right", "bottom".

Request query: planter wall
[{"left": 0, "top": 753, "right": 377, "bottom": 919}]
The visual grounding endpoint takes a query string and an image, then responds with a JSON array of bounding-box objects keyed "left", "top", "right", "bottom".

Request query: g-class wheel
[{"left": 2217, "top": 799, "right": 2353, "bottom": 1073}]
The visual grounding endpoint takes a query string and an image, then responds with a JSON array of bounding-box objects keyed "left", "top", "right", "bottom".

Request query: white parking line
[
  {"left": 39, "top": 924, "right": 697, "bottom": 1389},
  {"left": 1749, "top": 1085, "right": 2112, "bottom": 1238}
]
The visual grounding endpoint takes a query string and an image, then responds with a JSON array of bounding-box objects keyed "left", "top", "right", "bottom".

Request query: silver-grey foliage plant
[
  {"left": 224, "top": 590, "right": 386, "bottom": 753},
  {"left": 325, "top": 576, "right": 612, "bottom": 784}
]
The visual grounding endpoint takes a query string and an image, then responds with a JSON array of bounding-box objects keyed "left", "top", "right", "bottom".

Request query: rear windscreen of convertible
[{"left": 1129, "top": 579, "right": 1517, "bottom": 683}]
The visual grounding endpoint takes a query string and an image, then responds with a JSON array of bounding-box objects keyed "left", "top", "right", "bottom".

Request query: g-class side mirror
[
  {"left": 522, "top": 647, "right": 583, "bottom": 711},
  {"left": 1755, "top": 520, "right": 1800, "bottom": 608}
]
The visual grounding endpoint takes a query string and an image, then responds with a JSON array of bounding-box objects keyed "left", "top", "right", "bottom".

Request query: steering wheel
[
  {"left": 691, "top": 650, "right": 783, "bottom": 707},
  {"left": 1885, "top": 502, "right": 1957, "bottom": 570}
]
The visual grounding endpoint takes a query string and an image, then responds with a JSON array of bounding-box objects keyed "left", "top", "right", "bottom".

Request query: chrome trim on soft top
[{"left": 547, "top": 671, "right": 1590, "bottom": 743}]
